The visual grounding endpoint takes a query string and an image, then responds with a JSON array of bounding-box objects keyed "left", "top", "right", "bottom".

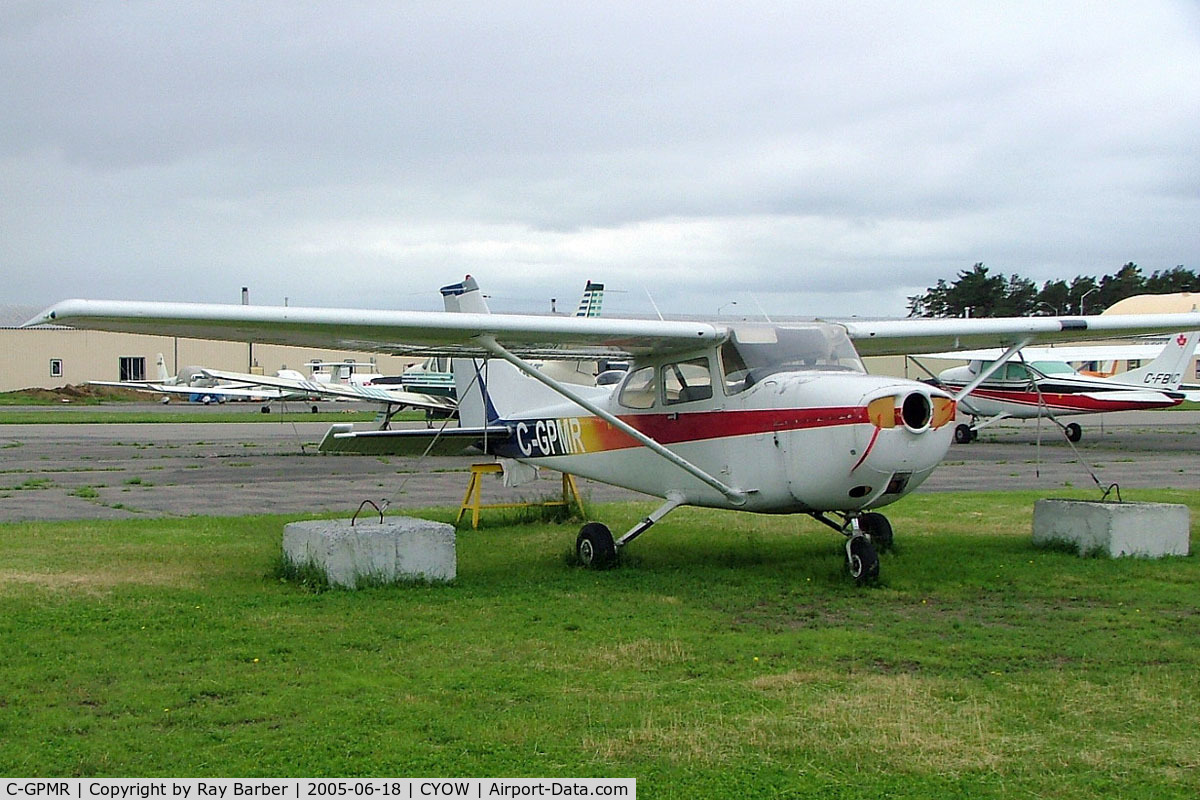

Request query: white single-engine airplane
[
  {"left": 198, "top": 365, "right": 456, "bottom": 425},
  {"left": 89, "top": 353, "right": 294, "bottom": 404},
  {"left": 28, "top": 283, "right": 1200, "bottom": 582},
  {"left": 926, "top": 330, "right": 1199, "bottom": 443}
]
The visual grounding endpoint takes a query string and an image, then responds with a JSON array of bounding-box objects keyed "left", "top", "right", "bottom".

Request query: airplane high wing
[
  {"left": 31, "top": 301, "right": 1200, "bottom": 360},
  {"left": 29, "top": 299, "right": 722, "bottom": 360},
  {"left": 839, "top": 315, "right": 1200, "bottom": 356},
  {"left": 917, "top": 342, "right": 1175, "bottom": 365},
  {"left": 28, "top": 294, "right": 1200, "bottom": 583}
]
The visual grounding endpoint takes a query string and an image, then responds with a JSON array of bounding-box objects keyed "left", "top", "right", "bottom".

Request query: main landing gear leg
[
  {"left": 575, "top": 492, "right": 686, "bottom": 569},
  {"left": 810, "top": 511, "right": 886, "bottom": 585}
]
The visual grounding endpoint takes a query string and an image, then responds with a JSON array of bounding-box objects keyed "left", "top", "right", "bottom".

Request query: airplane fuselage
[
  {"left": 938, "top": 365, "right": 1184, "bottom": 419},
  {"left": 493, "top": 367, "right": 956, "bottom": 514}
]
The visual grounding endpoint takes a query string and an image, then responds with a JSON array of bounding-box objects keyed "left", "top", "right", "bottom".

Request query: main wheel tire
[
  {"left": 576, "top": 522, "right": 616, "bottom": 569},
  {"left": 847, "top": 536, "right": 880, "bottom": 585},
  {"left": 859, "top": 512, "right": 893, "bottom": 552},
  {"left": 954, "top": 423, "right": 974, "bottom": 444},
  {"left": 1065, "top": 422, "right": 1082, "bottom": 443}
]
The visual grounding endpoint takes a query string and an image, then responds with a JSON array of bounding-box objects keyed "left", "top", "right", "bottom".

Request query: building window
[
  {"left": 49, "top": 359, "right": 63, "bottom": 379},
  {"left": 119, "top": 356, "right": 146, "bottom": 382}
]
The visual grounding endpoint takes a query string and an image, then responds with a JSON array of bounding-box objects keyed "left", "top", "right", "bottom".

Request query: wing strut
[
  {"left": 951, "top": 338, "right": 1033, "bottom": 402},
  {"left": 476, "top": 336, "right": 748, "bottom": 506}
]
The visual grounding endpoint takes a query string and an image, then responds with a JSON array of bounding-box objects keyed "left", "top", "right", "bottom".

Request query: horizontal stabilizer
[
  {"left": 319, "top": 423, "right": 512, "bottom": 457},
  {"left": 1077, "top": 390, "right": 1182, "bottom": 405}
]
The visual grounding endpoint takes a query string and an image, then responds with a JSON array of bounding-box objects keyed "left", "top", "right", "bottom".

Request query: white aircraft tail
[
  {"left": 453, "top": 358, "right": 576, "bottom": 426},
  {"left": 443, "top": 275, "right": 612, "bottom": 425},
  {"left": 440, "top": 275, "right": 491, "bottom": 314},
  {"left": 155, "top": 354, "right": 169, "bottom": 382},
  {"left": 1116, "top": 331, "right": 1199, "bottom": 390}
]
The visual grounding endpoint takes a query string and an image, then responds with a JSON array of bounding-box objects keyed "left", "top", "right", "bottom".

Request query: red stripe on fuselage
[
  {"left": 595, "top": 406, "right": 870, "bottom": 451},
  {"left": 963, "top": 387, "right": 1181, "bottom": 413}
]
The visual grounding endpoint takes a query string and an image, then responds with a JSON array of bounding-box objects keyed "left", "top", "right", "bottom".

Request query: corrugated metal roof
[{"left": 0, "top": 304, "right": 56, "bottom": 329}]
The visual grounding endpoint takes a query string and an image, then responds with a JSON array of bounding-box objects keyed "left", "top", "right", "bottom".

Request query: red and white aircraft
[
  {"left": 28, "top": 283, "right": 1200, "bottom": 582},
  {"left": 931, "top": 330, "right": 1199, "bottom": 443}
]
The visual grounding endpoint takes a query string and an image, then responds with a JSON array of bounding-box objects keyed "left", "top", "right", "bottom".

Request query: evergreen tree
[
  {"left": 996, "top": 274, "right": 1037, "bottom": 317},
  {"left": 1034, "top": 279, "right": 1069, "bottom": 315},
  {"left": 1145, "top": 265, "right": 1197, "bottom": 294},
  {"left": 1097, "top": 262, "right": 1145, "bottom": 309},
  {"left": 906, "top": 264, "right": 1196, "bottom": 318},
  {"left": 944, "top": 263, "right": 1005, "bottom": 317}
]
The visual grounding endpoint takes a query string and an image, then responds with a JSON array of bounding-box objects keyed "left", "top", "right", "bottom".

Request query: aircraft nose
[{"left": 866, "top": 389, "right": 955, "bottom": 433}]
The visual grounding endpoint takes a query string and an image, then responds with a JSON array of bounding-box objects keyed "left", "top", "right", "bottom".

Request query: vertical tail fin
[
  {"left": 440, "top": 275, "right": 491, "bottom": 314},
  {"left": 1117, "top": 331, "right": 1200, "bottom": 390},
  {"left": 575, "top": 281, "right": 604, "bottom": 317},
  {"left": 155, "top": 354, "right": 169, "bottom": 382},
  {"left": 444, "top": 275, "right": 610, "bottom": 426}
]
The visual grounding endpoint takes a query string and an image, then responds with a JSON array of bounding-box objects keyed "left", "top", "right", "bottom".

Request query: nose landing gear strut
[{"left": 810, "top": 510, "right": 893, "bottom": 584}]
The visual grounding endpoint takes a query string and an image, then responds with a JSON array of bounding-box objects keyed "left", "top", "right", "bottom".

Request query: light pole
[
  {"left": 1036, "top": 302, "right": 1058, "bottom": 316},
  {"left": 1079, "top": 288, "right": 1098, "bottom": 316},
  {"left": 718, "top": 301, "right": 738, "bottom": 316}
]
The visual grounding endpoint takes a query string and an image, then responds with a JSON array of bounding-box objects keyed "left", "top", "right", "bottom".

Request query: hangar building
[{"left": 0, "top": 304, "right": 417, "bottom": 393}]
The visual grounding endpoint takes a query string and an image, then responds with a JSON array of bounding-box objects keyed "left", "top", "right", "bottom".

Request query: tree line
[{"left": 906, "top": 263, "right": 1197, "bottom": 318}]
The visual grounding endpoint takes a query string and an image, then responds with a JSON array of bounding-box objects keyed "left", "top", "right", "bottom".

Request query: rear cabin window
[
  {"left": 662, "top": 358, "right": 713, "bottom": 405},
  {"left": 618, "top": 366, "right": 657, "bottom": 409}
]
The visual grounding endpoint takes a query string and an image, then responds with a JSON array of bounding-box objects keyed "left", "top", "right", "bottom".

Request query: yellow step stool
[{"left": 456, "top": 463, "right": 585, "bottom": 528}]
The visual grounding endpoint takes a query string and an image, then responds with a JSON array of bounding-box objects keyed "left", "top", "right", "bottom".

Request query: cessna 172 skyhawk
[
  {"left": 28, "top": 285, "right": 1200, "bottom": 582},
  {"left": 929, "top": 330, "right": 1199, "bottom": 443}
]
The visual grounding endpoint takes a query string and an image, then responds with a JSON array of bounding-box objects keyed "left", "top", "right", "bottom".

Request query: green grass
[
  {"left": 2, "top": 491, "right": 1199, "bottom": 797},
  {"left": 0, "top": 389, "right": 141, "bottom": 406}
]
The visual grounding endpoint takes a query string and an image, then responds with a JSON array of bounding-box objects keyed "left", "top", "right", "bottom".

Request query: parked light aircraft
[
  {"left": 29, "top": 284, "right": 1200, "bottom": 582},
  {"left": 928, "top": 330, "right": 1199, "bottom": 443},
  {"left": 89, "top": 353, "right": 293, "bottom": 404},
  {"left": 198, "top": 365, "right": 456, "bottom": 425}
]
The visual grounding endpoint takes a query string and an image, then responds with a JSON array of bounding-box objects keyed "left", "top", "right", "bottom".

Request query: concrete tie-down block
[
  {"left": 283, "top": 517, "right": 456, "bottom": 588},
  {"left": 1033, "top": 499, "right": 1191, "bottom": 558}
]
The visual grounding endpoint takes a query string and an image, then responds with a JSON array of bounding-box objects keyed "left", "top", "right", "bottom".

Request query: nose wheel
[
  {"left": 810, "top": 511, "right": 890, "bottom": 584},
  {"left": 846, "top": 535, "right": 880, "bottom": 585}
]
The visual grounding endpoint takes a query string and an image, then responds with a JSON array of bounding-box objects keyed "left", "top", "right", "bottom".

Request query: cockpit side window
[
  {"left": 662, "top": 358, "right": 714, "bottom": 405},
  {"left": 618, "top": 365, "right": 657, "bottom": 409}
]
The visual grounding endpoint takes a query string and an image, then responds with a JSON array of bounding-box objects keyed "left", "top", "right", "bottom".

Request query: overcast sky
[{"left": 4, "top": 1, "right": 1199, "bottom": 318}]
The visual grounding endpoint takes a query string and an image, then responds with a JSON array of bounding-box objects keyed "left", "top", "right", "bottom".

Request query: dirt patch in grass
[{"left": 0, "top": 566, "right": 198, "bottom": 593}]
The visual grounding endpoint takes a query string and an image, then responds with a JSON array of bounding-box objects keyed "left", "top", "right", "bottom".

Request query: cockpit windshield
[{"left": 720, "top": 324, "right": 865, "bottom": 394}]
